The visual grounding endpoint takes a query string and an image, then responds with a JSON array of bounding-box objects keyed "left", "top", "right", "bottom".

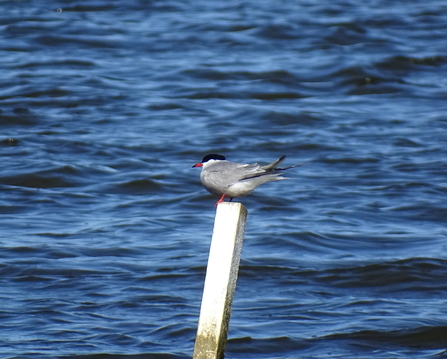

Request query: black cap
[{"left": 202, "top": 154, "right": 226, "bottom": 162}]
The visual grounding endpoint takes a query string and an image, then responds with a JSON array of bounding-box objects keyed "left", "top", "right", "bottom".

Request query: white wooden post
[{"left": 193, "top": 202, "right": 248, "bottom": 359}]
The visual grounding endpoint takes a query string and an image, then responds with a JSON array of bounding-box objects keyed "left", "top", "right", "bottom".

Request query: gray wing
[
  {"left": 200, "top": 161, "right": 257, "bottom": 194},
  {"left": 204, "top": 161, "right": 259, "bottom": 184}
]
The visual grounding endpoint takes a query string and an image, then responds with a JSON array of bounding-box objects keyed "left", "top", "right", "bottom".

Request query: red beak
[{"left": 192, "top": 163, "right": 203, "bottom": 168}]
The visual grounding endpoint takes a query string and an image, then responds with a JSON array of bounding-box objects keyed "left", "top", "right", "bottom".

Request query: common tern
[{"left": 192, "top": 154, "right": 304, "bottom": 205}]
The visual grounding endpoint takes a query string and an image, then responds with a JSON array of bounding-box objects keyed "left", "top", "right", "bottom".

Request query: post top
[{"left": 216, "top": 202, "right": 247, "bottom": 216}]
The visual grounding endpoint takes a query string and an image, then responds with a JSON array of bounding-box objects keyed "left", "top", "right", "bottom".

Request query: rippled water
[{"left": 1, "top": 0, "right": 447, "bottom": 358}]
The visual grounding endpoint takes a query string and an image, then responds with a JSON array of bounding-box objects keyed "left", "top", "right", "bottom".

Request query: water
[{"left": 1, "top": 0, "right": 447, "bottom": 358}]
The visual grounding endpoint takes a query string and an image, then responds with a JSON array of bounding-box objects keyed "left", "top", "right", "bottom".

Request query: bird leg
[{"left": 214, "top": 194, "right": 226, "bottom": 206}]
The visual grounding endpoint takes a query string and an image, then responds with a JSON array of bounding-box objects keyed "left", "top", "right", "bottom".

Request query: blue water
[{"left": 1, "top": 1, "right": 447, "bottom": 358}]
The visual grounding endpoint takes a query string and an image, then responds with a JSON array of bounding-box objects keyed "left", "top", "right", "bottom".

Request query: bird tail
[
  {"left": 278, "top": 162, "right": 308, "bottom": 171},
  {"left": 261, "top": 155, "right": 286, "bottom": 171},
  {"left": 241, "top": 156, "right": 307, "bottom": 181},
  {"left": 262, "top": 155, "right": 307, "bottom": 172}
]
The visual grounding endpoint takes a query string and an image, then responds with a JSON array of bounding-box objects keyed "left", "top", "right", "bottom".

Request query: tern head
[{"left": 192, "top": 154, "right": 226, "bottom": 168}]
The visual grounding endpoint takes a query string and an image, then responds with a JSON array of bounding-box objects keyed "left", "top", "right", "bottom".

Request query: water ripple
[{"left": 1, "top": 0, "right": 447, "bottom": 358}]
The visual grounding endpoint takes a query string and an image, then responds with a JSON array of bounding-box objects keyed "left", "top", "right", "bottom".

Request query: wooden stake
[{"left": 193, "top": 202, "right": 248, "bottom": 359}]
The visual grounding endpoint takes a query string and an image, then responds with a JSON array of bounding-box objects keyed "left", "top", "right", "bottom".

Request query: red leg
[{"left": 214, "top": 194, "right": 226, "bottom": 206}]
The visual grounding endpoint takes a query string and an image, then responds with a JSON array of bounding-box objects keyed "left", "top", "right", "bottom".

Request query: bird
[{"left": 192, "top": 153, "right": 304, "bottom": 205}]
